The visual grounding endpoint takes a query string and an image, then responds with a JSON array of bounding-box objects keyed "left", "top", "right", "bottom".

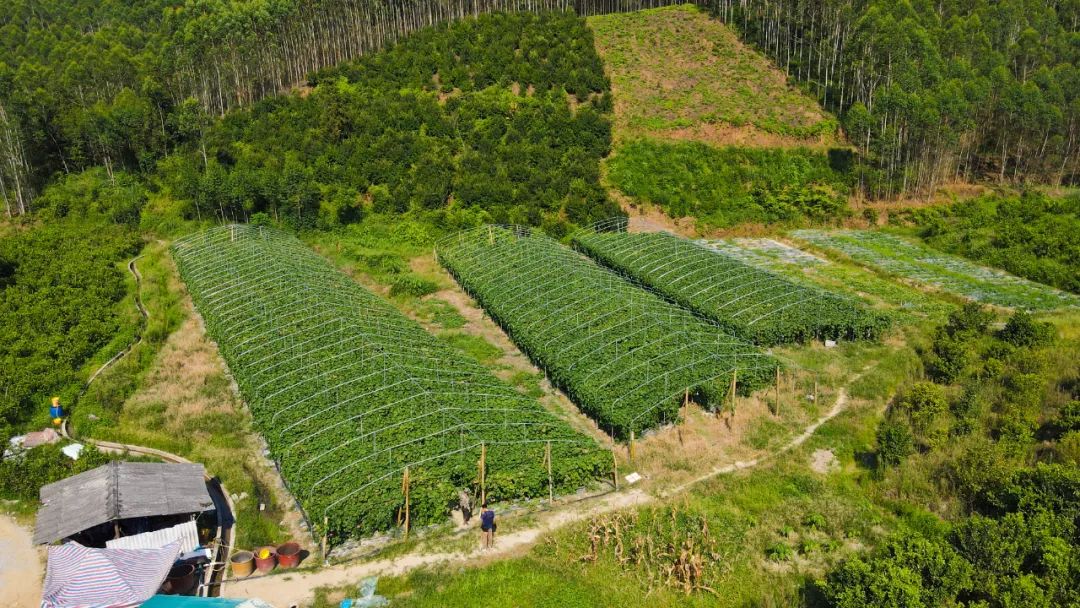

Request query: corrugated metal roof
[
  {"left": 33, "top": 462, "right": 213, "bottom": 545},
  {"left": 105, "top": 519, "right": 200, "bottom": 554}
]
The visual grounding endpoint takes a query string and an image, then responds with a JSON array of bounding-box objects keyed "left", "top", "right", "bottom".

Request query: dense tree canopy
[
  {"left": 905, "top": 191, "right": 1080, "bottom": 294},
  {"left": 158, "top": 12, "right": 621, "bottom": 231},
  {"left": 709, "top": 0, "right": 1080, "bottom": 197},
  {"left": 0, "top": 0, "right": 673, "bottom": 211},
  {"left": 0, "top": 219, "right": 139, "bottom": 426}
]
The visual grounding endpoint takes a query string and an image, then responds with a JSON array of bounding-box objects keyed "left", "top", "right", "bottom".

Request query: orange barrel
[{"left": 229, "top": 551, "right": 255, "bottom": 577}]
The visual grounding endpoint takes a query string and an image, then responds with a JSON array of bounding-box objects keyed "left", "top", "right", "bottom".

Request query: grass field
[{"left": 588, "top": 4, "right": 838, "bottom": 146}]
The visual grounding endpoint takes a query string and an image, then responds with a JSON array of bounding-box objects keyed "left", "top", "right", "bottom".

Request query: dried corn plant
[{"left": 578, "top": 502, "right": 728, "bottom": 595}]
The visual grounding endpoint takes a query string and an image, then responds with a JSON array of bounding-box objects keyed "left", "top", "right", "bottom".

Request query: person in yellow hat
[{"left": 50, "top": 397, "right": 64, "bottom": 425}]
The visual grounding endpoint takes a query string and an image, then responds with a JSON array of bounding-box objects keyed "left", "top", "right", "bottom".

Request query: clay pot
[
  {"left": 254, "top": 547, "right": 277, "bottom": 573},
  {"left": 162, "top": 563, "right": 196, "bottom": 595},
  {"left": 229, "top": 551, "right": 255, "bottom": 578},
  {"left": 277, "top": 542, "right": 301, "bottom": 569}
]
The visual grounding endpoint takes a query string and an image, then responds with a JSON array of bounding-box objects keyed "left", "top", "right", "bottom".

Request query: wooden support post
[
  {"left": 321, "top": 516, "right": 328, "bottom": 562},
  {"left": 775, "top": 367, "right": 781, "bottom": 415},
  {"left": 730, "top": 368, "right": 737, "bottom": 415},
  {"left": 629, "top": 431, "right": 636, "bottom": 465},
  {"left": 814, "top": 378, "right": 819, "bottom": 404},
  {"left": 479, "top": 442, "right": 487, "bottom": 506},
  {"left": 402, "top": 467, "right": 410, "bottom": 538},
  {"left": 611, "top": 446, "right": 619, "bottom": 491},
  {"left": 544, "top": 441, "right": 554, "bottom": 503},
  {"left": 678, "top": 388, "right": 689, "bottom": 445}
]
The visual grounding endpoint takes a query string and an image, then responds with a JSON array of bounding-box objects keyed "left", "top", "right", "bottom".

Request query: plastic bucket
[
  {"left": 163, "top": 563, "right": 196, "bottom": 595},
  {"left": 277, "top": 542, "right": 301, "bottom": 569},
  {"left": 230, "top": 551, "right": 255, "bottom": 578},
  {"left": 254, "top": 547, "right": 277, "bottom": 573}
]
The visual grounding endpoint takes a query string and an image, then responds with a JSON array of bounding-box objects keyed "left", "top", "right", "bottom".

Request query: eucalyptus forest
[{"left": 2, "top": 1, "right": 1079, "bottom": 607}]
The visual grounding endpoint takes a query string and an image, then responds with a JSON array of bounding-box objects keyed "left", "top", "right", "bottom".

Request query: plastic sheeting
[
  {"left": 105, "top": 520, "right": 200, "bottom": 554},
  {"left": 40, "top": 541, "right": 180, "bottom": 608}
]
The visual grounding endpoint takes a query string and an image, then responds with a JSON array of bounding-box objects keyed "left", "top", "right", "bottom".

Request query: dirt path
[
  {"left": 224, "top": 489, "right": 649, "bottom": 607},
  {"left": 0, "top": 515, "right": 42, "bottom": 608},
  {"left": 663, "top": 387, "right": 848, "bottom": 496},
  {"left": 227, "top": 387, "right": 853, "bottom": 606},
  {"left": 86, "top": 256, "right": 147, "bottom": 386}
]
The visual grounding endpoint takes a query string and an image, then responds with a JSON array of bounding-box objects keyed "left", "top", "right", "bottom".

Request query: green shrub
[
  {"left": 0, "top": 444, "right": 112, "bottom": 501},
  {"left": 998, "top": 311, "right": 1055, "bottom": 347},
  {"left": 389, "top": 274, "right": 439, "bottom": 298},
  {"left": 876, "top": 418, "right": 915, "bottom": 468},
  {"left": 606, "top": 140, "right": 852, "bottom": 229},
  {"left": 765, "top": 541, "right": 794, "bottom": 562}
]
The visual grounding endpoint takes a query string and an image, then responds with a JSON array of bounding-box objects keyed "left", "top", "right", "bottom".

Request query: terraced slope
[{"left": 588, "top": 4, "right": 838, "bottom": 146}]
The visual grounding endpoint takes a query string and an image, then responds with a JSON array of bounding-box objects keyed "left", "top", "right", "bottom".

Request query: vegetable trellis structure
[
  {"left": 437, "top": 225, "right": 777, "bottom": 439},
  {"left": 573, "top": 220, "right": 891, "bottom": 345},
  {"left": 172, "top": 225, "right": 606, "bottom": 539}
]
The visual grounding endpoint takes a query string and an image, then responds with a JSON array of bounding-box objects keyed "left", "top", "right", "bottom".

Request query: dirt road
[
  {"left": 223, "top": 488, "right": 649, "bottom": 607},
  {"left": 0, "top": 515, "right": 42, "bottom": 608},
  {"left": 227, "top": 386, "right": 852, "bottom": 607}
]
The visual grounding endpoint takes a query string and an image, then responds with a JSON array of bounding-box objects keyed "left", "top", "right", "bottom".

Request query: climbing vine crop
[
  {"left": 574, "top": 230, "right": 890, "bottom": 345},
  {"left": 437, "top": 226, "right": 776, "bottom": 439},
  {"left": 172, "top": 225, "right": 605, "bottom": 539}
]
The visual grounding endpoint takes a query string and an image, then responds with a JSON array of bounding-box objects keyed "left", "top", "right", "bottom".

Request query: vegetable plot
[
  {"left": 792, "top": 230, "right": 1080, "bottom": 310},
  {"left": 437, "top": 226, "right": 776, "bottom": 439},
  {"left": 573, "top": 229, "right": 889, "bottom": 346},
  {"left": 172, "top": 225, "right": 605, "bottom": 539}
]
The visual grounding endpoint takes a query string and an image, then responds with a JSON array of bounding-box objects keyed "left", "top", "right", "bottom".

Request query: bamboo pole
[
  {"left": 629, "top": 431, "right": 636, "bottom": 465},
  {"left": 402, "top": 467, "right": 410, "bottom": 538},
  {"left": 321, "top": 516, "right": 328, "bottom": 562},
  {"left": 678, "top": 388, "right": 689, "bottom": 445},
  {"left": 730, "top": 368, "right": 737, "bottom": 415},
  {"left": 544, "top": 441, "right": 553, "bottom": 503},
  {"left": 611, "top": 446, "right": 619, "bottom": 491},
  {"left": 479, "top": 442, "right": 486, "bottom": 505},
  {"left": 775, "top": 367, "right": 781, "bottom": 415}
]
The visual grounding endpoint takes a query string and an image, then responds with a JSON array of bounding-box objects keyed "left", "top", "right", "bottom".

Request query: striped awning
[{"left": 40, "top": 541, "right": 180, "bottom": 608}]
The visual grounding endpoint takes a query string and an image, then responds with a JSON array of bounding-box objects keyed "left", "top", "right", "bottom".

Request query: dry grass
[
  {"left": 124, "top": 313, "right": 239, "bottom": 435},
  {"left": 588, "top": 4, "right": 838, "bottom": 148}
]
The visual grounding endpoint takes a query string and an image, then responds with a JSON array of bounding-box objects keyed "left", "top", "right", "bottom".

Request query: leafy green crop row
[
  {"left": 437, "top": 226, "right": 776, "bottom": 439},
  {"left": 573, "top": 231, "right": 889, "bottom": 346},
  {"left": 172, "top": 225, "right": 605, "bottom": 538},
  {"left": 792, "top": 230, "right": 1080, "bottom": 311}
]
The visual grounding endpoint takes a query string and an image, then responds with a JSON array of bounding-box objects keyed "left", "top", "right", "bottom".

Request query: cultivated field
[
  {"left": 574, "top": 230, "right": 889, "bottom": 345},
  {"left": 437, "top": 225, "right": 777, "bottom": 438},
  {"left": 791, "top": 230, "right": 1080, "bottom": 310},
  {"left": 172, "top": 225, "right": 606, "bottom": 538}
]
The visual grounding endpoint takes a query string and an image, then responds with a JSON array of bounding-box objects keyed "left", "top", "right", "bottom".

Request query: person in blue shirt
[{"left": 479, "top": 502, "right": 495, "bottom": 549}]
